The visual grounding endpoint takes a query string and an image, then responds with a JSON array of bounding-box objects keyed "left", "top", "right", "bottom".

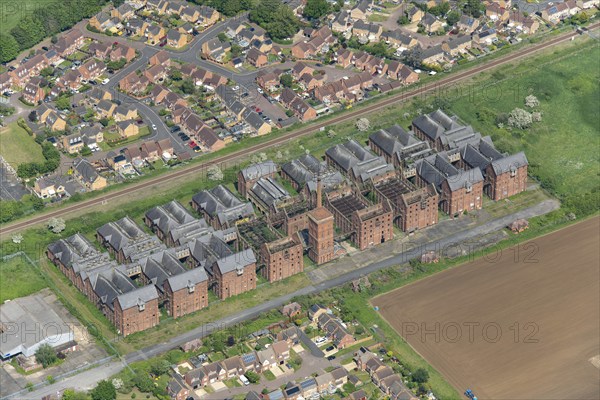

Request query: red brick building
[
  {"left": 485, "top": 153, "right": 528, "bottom": 200},
  {"left": 373, "top": 174, "right": 439, "bottom": 232},
  {"left": 325, "top": 187, "right": 394, "bottom": 251},
  {"left": 163, "top": 268, "right": 209, "bottom": 318},
  {"left": 210, "top": 249, "right": 257, "bottom": 299},
  {"left": 237, "top": 160, "right": 278, "bottom": 199},
  {"left": 260, "top": 234, "right": 304, "bottom": 282}
]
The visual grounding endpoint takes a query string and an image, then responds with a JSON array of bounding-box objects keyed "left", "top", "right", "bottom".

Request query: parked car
[
  {"left": 327, "top": 355, "right": 336, "bottom": 361},
  {"left": 151, "top": 124, "right": 157, "bottom": 130},
  {"left": 181, "top": 135, "right": 190, "bottom": 141},
  {"left": 326, "top": 346, "right": 334, "bottom": 352},
  {"left": 193, "top": 146, "right": 201, "bottom": 152},
  {"left": 102, "top": 78, "right": 110, "bottom": 85},
  {"left": 170, "top": 125, "right": 181, "bottom": 133}
]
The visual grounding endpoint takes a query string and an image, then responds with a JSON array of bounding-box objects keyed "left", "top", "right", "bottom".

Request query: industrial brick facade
[
  {"left": 164, "top": 279, "right": 209, "bottom": 318},
  {"left": 114, "top": 298, "right": 160, "bottom": 337},
  {"left": 260, "top": 234, "right": 304, "bottom": 282},
  {"left": 307, "top": 207, "right": 335, "bottom": 265},
  {"left": 485, "top": 163, "right": 528, "bottom": 201},
  {"left": 212, "top": 261, "right": 256, "bottom": 300}
]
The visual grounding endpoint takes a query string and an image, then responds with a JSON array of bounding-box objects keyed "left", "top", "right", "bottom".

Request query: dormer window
[
  {"left": 465, "top": 182, "right": 473, "bottom": 193},
  {"left": 138, "top": 298, "right": 146, "bottom": 312},
  {"left": 510, "top": 166, "right": 517, "bottom": 177},
  {"left": 187, "top": 280, "right": 195, "bottom": 294}
]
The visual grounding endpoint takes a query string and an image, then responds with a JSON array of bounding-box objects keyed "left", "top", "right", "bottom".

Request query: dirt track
[{"left": 373, "top": 217, "right": 600, "bottom": 400}]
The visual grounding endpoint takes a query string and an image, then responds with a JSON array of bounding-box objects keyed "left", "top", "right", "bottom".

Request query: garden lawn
[
  {"left": 0, "top": 255, "right": 47, "bottom": 302},
  {"left": 0, "top": 122, "right": 44, "bottom": 166}
]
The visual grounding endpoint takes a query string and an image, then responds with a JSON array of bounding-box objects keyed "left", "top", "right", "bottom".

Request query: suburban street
[{"left": 3, "top": 198, "right": 559, "bottom": 400}]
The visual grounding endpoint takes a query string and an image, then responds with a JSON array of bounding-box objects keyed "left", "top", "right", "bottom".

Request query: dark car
[
  {"left": 316, "top": 63, "right": 322, "bottom": 67},
  {"left": 170, "top": 125, "right": 181, "bottom": 133},
  {"left": 41, "top": 46, "right": 49, "bottom": 51},
  {"left": 327, "top": 355, "right": 336, "bottom": 361},
  {"left": 325, "top": 346, "right": 334, "bottom": 352},
  {"left": 89, "top": 80, "right": 97, "bottom": 85},
  {"left": 181, "top": 135, "right": 190, "bottom": 141}
]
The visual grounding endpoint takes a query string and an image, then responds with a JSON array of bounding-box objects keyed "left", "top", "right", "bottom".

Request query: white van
[{"left": 240, "top": 375, "right": 250, "bottom": 386}]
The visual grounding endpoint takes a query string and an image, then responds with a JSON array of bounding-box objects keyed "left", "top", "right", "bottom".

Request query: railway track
[{"left": 1, "top": 24, "right": 596, "bottom": 236}]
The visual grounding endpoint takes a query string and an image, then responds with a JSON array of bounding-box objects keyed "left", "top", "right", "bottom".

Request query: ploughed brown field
[{"left": 373, "top": 217, "right": 600, "bottom": 400}]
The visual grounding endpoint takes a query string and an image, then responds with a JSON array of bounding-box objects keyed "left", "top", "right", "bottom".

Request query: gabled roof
[
  {"left": 240, "top": 160, "right": 278, "bottom": 181},
  {"left": 214, "top": 249, "right": 256, "bottom": 275},
  {"left": 192, "top": 185, "right": 254, "bottom": 226}
]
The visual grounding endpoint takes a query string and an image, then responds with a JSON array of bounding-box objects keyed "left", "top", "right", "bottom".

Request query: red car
[
  {"left": 188, "top": 141, "right": 197, "bottom": 148},
  {"left": 255, "top": 107, "right": 262, "bottom": 113}
]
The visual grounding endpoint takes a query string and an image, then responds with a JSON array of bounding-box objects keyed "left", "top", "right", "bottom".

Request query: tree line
[{"left": 0, "top": 0, "right": 112, "bottom": 63}]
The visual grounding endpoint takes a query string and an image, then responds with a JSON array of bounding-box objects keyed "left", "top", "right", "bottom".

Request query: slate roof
[
  {"left": 192, "top": 185, "right": 254, "bottom": 226},
  {"left": 250, "top": 177, "right": 290, "bottom": 207},
  {"left": 490, "top": 152, "right": 528, "bottom": 175},
  {"left": 47, "top": 233, "right": 102, "bottom": 267},
  {"left": 73, "top": 158, "right": 100, "bottom": 184},
  {"left": 214, "top": 249, "right": 256, "bottom": 275},
  {"left": 326, "top": 140, "right": 393, "bottom": 182},
  {"left": 281, "top": 154, "right": 325, "bottom": 187},
  {"left": 369, "top": 125, "right": 421, "bottom": 158},
  {"left": 138, "top": 250, "right": 187, "bottom": 289},
  {"left": 145, "top": 200, "right": 198, "bottom": 234},
  {"left": 240, "top": 160, "right": 278, "bottom": 181},
  {"left": 167, "top": 267, "right": 208, "bottom": 292}
]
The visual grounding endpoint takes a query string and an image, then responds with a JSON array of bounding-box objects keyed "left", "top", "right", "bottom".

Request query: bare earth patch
[{"left": 373, "top": 217, "right": 600, "bottom": 400}]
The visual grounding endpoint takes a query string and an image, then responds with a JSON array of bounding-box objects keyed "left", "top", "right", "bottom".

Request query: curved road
[{"left": 1, "top": 24, "right": 595, "bottom": 236}]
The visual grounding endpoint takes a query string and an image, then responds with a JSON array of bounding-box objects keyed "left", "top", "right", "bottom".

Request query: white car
[
  {"left": 151, "top": 124, "right": 157, "bottom": 130},
  {"left": 102, "top": 78, "right": 110, "bottom": 85},
  {"left": 232, "top": 85, "right": 240, "bottom": 91}
]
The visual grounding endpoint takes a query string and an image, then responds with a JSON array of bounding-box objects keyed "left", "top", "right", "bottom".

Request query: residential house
[
  {"left": 457, "top": 14, "right": 479, "bottom": 33},
  {"left": 45, "top": 111, "right": 67, "bottom": 131},
  {"left": 335, "top": 48, "right": 354, "bottom": 68},
  {"left": 22, "top": 81, "right": 45, "bottom": 104},
  {"left": 119, "top": 71, "right": 150, "bottom": 95},
  {"left": 110, "top": 43, "right": 137, "bottom": 63},
  {"left": 352, "top": 20, "right": 383, "bottom": 42},
  {"left": 246, "top": 48, "right": 268, "bottom": 68},
  {"left": 351, "top": 0, "right": 372, "bottom": 21},
  {"left": 61, "top": 133, "right": 84, "bottom": 154},
  {"left": 114, "top": 105, "right": 138, "bottom": 122},
  {"left": 420, "top": 13, "right": 444, "bottom": 33},
  {"left": 34, "top": 178, "right": 64, "bottom": 199},
  {"left": 145, "top": 24, "right": 166, "bottom": 45},
  {"left": 166, "top": 30, "right": 188, "bottom": 48},
  {"left": 149, "top": 50, "right": 171, "bottom": 67},
  {"left": 72, "top": 158, "right": 107, "bottom": 190},
  {"left": 116, "top": 120, "right": 139, "bottom": 138},
  {"left": 144, "top": 64, "right": 167, "bottom": 83}
]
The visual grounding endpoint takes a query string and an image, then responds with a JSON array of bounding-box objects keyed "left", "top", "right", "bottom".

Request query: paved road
[
  {"left": 2, "top": 199, "right": 559, "bottom": 400},
  {"left": 2, "top": 23, "right": 593, "bottom": 237}
]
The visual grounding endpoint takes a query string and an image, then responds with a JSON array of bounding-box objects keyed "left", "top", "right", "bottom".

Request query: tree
[
  {"left": 461, "top": 0, "right": 485, "bottom": 17},
  {"left": 403, "top": 45, "right": 423, "bottom": 68},
  {"left": 133, "top": 372, "right": 154, "bottom": 393},
  {"left": 227, "top": 335, "right": 235, "bottom": 346},
  {"left": 181, "top": 79, "right": 195, "bottom": 95},
  {"left": 412, "top": 368, "right": 430, "bottom": 383},
  {"left": 0, "top": 200, "right": 24, "bottom": 223},
  {"left": 429, "top": 2, "right": 450, "bottom": 16},
  {"left": 149, "top": 359, "right": 170, "bottom": 376},
  {"left": 12, "top": 234, "right": 23, "bottom": 244},
  {"left": 525, "top": 94, "right": 539, "bottom": 108},
  {"left": 355, "top": 118, "right": 370, "bottom": 132},
  {"left": 48, "top": 217, "right": 66, "bottom": 234},
  {"left": 35, "top": 344, "right": 58, "bottom": 368},
  {"left": 507, "top": 108, "right": 533, "bottom": 129},
  {"left": 28, "top": 111, "right": 38, "bottom": 122},
  {"left": 169, "top": 69, "right": 183, "bottom": 81},
  {"left": 217, "top": 32, "right": 229, "bottom": 43},
  {"left": 111, "top": 378, "right": 123, "bottom": 390},
  {"left": 0, "top": 33, "right": 20, "bottom": 63},
  {"left": 249, "top": 0, "right": 300, "bottom": 40},
  {"left": 446, "top": 10, "right": 460, "bottom": 26},
  {"left": 51, "top": 35, "right": 58, "bottom": 44},
  {"left": 303, "top": 0, "right": 330, "bottom": 19},
  {"left": 207, "top": 165, "right": 224, "bottom": 181},
  {"left": 397, "top": 15, "right": 410, "bottom": 25},
  {"left": 280, "top": 74, "right": 293, "bottom": 88},
  {"left": 90, "top": 380, "right": 116, "bottom": 400},
  {"left": 245, "top": 370, "right": 260, "bottom": 383},
  {"left": 230, "top": 43, "right": 243, "bottom": 58},
  {"left": 56, "top": 97, "right": 71, "bottom": 110}
]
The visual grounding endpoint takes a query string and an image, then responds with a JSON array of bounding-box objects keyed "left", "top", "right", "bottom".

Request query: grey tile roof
[
  {"left": 250, "top": 177, "right": 290, "bottom": 207},
  {"left": 48, "top": 233, "right": 100, "bottom": 267},
  {"left": 97, "top": 216, "right": 165, "bottom": 260},
  {"left": 188, "top": 231, "right": 234, "bottom": 267},
  {"left": 116, "top": 284, "right": 159, "bottom": 310},
  {"left": 145, "top": 200, "right": 198, "bottom": 234},
  {"left": 73, "top": 158, "right": 100, "bottom": 184},
  {"left": 214, "top": 249, "right": 256, "bottom": 275},
  {"left": 240, "top": 160, "right": 278, "bottom": 181},
  {"left": 369, "top": 125, "right": 421, "bottom": 158},
  {"left": 192, "top": 185, "right": 254, "bottom": 226},
  {"left": 326, "top": 140, "right": 393, "bottom": 182},
  {"left": 166, "top": 266, "right": 208, "bottom": 292},
  {"left": 281, "top": 154, "right": 324, "bottom": 187},
  {"left": 138, "top": 250, "right": 187, "bottom": 289},
  {"left": 491, "top": 152, "right": 528, "bottom": 175}
]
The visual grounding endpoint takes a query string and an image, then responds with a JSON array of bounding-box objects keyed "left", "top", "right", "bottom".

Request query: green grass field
[
  {"left": 447, "top": 39, "right": 600, "bottom": 200},
  {"left": 0, "top": 255, "right": 47, "bottom": 302},
  {"left": 0, "top": 122, "right": 44, "bottom": 166}
]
